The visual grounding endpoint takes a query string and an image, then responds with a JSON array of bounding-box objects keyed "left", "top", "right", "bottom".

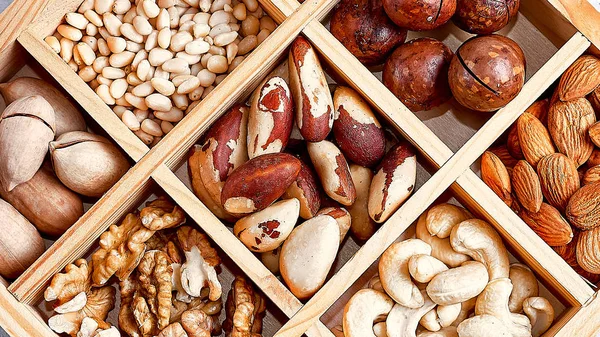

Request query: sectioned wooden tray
[{"left": 2, "top": 0, "right": 600, "bottom": 336}]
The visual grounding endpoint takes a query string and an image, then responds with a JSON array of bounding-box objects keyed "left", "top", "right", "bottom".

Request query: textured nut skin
[
  {"left": 557, "top": 55, "right": 600, "bottom": 102},
  {"left": 566, "top": 181, "right": 600, "bottom": 230},
  {"left": 553, "top": 232, "right": 600, "bottom": 284},
  {"left": 583, "top": 165, "right": 600, "bottom": 185},
  {"left": 449, "top": 35, "right": 525, "bottom": 112},
  {"left": 481, "top": 151, "right": 512, "bottom": 207},
  {"left": 248, "top": 76, "right": 294, "bottom": 159},
  {"left": 234, "top": 199, "right": 300, "bottom": 252},
  {"left": 506, "top": 99, "right": 550, "bottom": 160},
  {"left": 288, "top": 36, "right": 334, "bottom": 142},
  {"left": 282, "top": 159, "right": 322, "bottom": 220},
  {"left": 330, "top": 0, "right": 407, "bottom": 65},
  {"left": 519, "top": 203, "right": 573, "bottom": 246},
  {"left": 548, "top": 98, "right": 596, "bottom": 167},
  {"left": 383, "top": 38, "right": 453, "bottom": 112},
  {"left": 316, "top": 207, "right": 351, "bottom": 243},
  {"left": 517, "top": 113, "right": 555, "bottom": 167},
  {"left": 221, "top": 153, "right": 301, "bottom": 216},
  {"left": 577, "top": 226, "right": 600, "bottom": 274},
  {"left": 333, "top": 86, "right": 386, "bottom": 167},
  {"left": 307, "top": 140, "right": 356, "bottom": 206},
  {"left": 454, "top": 0, "right": 520, "bottom": 34},
  {"left": 368, "top": 143, "right": 417, "bottom": 223},
  {"left": 537, "top": 153, "right": 580, "bottom": 212},
  {"left": 347, "top": 164, "right": 378, "bottom": 241},
  {"left": 511, "top": 160, "right": 542, "bottom": 213},
  {"left": 382, "top": 0, "right": 456, "bottom": 31}
]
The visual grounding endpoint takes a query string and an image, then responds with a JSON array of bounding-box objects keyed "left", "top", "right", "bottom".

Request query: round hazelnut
[
  {"left": 454, "top": 0, "right": 520, "bottom": 34},
  {"left": 330, "top": 0, "right": 407, "bottom": 66},
  {"left": 448, "top": 35, "right": 526, "bottom": 112},
  {"left": 382, "top": 0, "right": 457, "bottom": 31},
  {"left": 382, "top": 38, "right": 453, "bottom": 112}
]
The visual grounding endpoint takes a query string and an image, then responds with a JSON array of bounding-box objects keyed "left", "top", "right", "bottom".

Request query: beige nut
[
  {"left": 523, "top": 297, "right": 554, "bottom": 337},
  {"left": 426, "top": 261, "right": 489, "bottom": 305},
  {"left": 425, "top": 203, "right": 471, "bottom": 238},
  {"left": 348, "top": 164, "right": 378, "bottom": 241},
  {"left": 386, "top": 290, "right": 437, "bottom": 337},
  {"left": 316, "top": 206, "right": 351, "bottom": 243},
  {"left": 508, "top": 263, "right": 539, "bottom": 313},
  {"left": 416, "top": 213, "right": 470, "bottom": 268},
  {"left": 343, "top": 289, "right": 394, "bottom": 337},
  {"left": 408, "top": 254, "right": 448, "bottom": 283},
  {"left": 307, "top": 140, "right": 356, "bottom": 206}
]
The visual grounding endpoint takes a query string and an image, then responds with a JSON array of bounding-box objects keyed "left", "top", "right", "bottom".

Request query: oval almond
[
  {"left": 537, "top": 153, "right": 580, "bottom": 212},
  {"left": 566, "top": 181, "right": 600, "bottom": 230}
]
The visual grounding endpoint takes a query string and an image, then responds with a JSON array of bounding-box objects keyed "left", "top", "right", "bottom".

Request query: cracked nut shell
[
  {"left": 382, "top": 0, "right": 457, "bottom": 31},
  {"left": 454, "top": 0, "right": 520, "bottom": 34}
]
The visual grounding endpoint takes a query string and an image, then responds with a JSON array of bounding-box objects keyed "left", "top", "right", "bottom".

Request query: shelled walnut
[{"left": 223, "top": 275, "right": 266, "bottom": 337}]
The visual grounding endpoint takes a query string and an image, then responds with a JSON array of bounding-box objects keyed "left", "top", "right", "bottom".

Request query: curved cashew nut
[
  {"left": 523, "top": 297, "right": 554, "bottom": 337},
  {"left": 450, "top": 219, "right": 510, "bottom": 280},
  {"left": 420, "top": 304, "right": 460, "bottom": 332},
  {"left": 451, "top": 297, "right": 476, "bottom": 327},
  {"left": 475, "top": 278, "right": 532, "bottom": 337},
  {"left": 386, "top": 290, "right": 437, "bottom": 337},
  {"left": 416, "top": 214, "right": 470, "bottom": 268},
  {"left": 426, "top": 261, "right": 489, "bottom": 305},
  {"left": 457, "top": 315, "right": 511, "bottom": 337},
  {"left": 417, "top": 326, "right": 458, "bottom": 337},
  {"left": 508, "top": 263, "right": 539, "bottom": 313},
  {"left": 426, "top": 204, "right": 472, "bottom": 238},
  {"left": 373, "top": 322, "right": 387, "bottom": 337},
  {"left": 409, "top": 255, "right": 448, "bottom": 283},
  {"left": 343, "top": 289, "right": 394, "bottom": 337},
  {"left": 379, "top": 239, "right": 432, "bottom": 308},
  {"left": 421, "top": 309, "right": 441, "bottom": 332}
]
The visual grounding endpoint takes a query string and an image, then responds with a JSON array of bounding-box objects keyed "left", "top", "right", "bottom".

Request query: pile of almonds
[
  {"left": 45, "top": 0, "right": 276, "bottom": 146},
  {"left": 188, "top": 37, "right": 418, "bottom": 300},
  {"left": 483, "top": 54, "right": 600, "bottom": 283}
]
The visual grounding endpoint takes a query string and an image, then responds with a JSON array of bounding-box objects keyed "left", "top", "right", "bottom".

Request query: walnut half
[{"left": 223, "top": 275, "right": 266, "bottom": 337}]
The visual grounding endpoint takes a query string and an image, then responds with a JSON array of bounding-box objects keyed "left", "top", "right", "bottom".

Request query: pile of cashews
[{"left": 336, "top": 203, "right": 555, "bottom": 337}]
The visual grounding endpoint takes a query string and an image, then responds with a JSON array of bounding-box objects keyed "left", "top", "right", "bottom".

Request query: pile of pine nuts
[{"left": 45, "top": 0, "right": 276, "bottom": 146}]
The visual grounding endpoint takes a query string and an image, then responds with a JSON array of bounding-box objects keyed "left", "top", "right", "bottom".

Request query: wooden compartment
[{"left": 2, "top": 0, "right": 600, "bottom": 335}]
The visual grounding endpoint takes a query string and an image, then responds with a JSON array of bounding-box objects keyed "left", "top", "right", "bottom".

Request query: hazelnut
[
  {"left": 454, "top": 0, "right": 520, "bottom": 34},
  {"left": 382, "top": 0, "right": 457, "bottom": 31},
  {"left": 382, "top": 38, "right": 453, "bottom": 112},
  {"left": 448, "top": 35, "right": 526, "bottom": 112}
]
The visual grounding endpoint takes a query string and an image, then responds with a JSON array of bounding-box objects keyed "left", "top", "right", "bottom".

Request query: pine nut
[
  {"left": 207, "top": 55, "right": 227, "bottom": 73},
  {"left": 107, "top": 36, "right": 127, "bottom": 53},
  {"left": 135, "top": 129, "right": 154, "bottom": 144},
  {"left": 97, "top": 38, "right": 110, "bottom": 56},
  {"left": 192, "top": 23, "right": 210, "bottom": 38},
  {"left": 57, "top": 25, "right": 83, "bottom": 41},
  {"left": 197, "top": 69, "right": 215, "bottom": 87},
  {"left": 260, "top": 16, "right": 276, "bottom": 32},
  {"left": 113, "top": 105, "right": 128, "bottom": 117},
  {"left": 193, "top": 12, "right": 210, "bottom": 24},
  {"left": 131, "top": 49, "right": 148, "bottom": 69},
  {"left": 209, "top": 10, "right": 230, "bottom": 27},
  {"left": 84, "top": 10, "right": 103, "bottom": 26},
  {"left": 125, "top": 93, "right": 149, "bottom": 109},
  {"left": 103, "top": 67, "right": 126, "bottom": 79},
  {"left": 137, "top": 59, "right": 151, "bottom": 80},
  {"left": 86, "top": 23, "right": 99, "bottom": 36},
  {"left": 228, "top": 22, "right": 240, "bottom": 31},
  {"left": 73, "top": 46, "right": 83, "bottom": 65},
  {"left": 95, "top": 0, "right": 115, "bottom": 14},
  {"left": 132, "top": 81, "right": 155, "bottom": 97},
  {"left": 188, "top": 86, "right": 204, "bottom": 100},
  {"left": 199, "top": 0, "right": 211, "bottom": 12},
  {"left": 171, "top": 31, "right": 193, "bottom": 52},
  {"left": 79, "top": 66, "right": 97, "bottom": 82},
  {"left": 145, "top": 30, "right": 158, "bottom": 50},
  {"left": 127, "top": 72, "right": 144, "bottom": 86},
  {"left": 141, "top": 118, "right": 163, "bottom": 136},
  {"left": 183, "top": 0, "right": 200, "bottom": 8},
  {"left": 154, "top": 107, "right": 184, "bottom": 122},
  {"left": 214, "top": 31, "right": 237, "bottom": 46},
  {"left": 209, "top": 23, "right": 231, "bottom": 38},
  {"left": 66, "top": 12, "right": 89, "bottom": 29},
  {"left": 180, "top": 13, "right": 195, "bottom": 24},
  {"left": 156, "top": 9, "right": 170, "bottom": 30},
  {"left": 154, "top": 68, "right": 170, "bottom": 80},
  {"left": 210, "top": 0, "right": 229, "bottom": 12},
  {"left": 176, "top": 51, "right": 201, "bottom": 64},
  {"left": 126, "top": 41, "right": 143, "bottom": 52},
  {"left": 123, "top": 6, "right": 137, "bottom": 23},
  {"left": 257, "top": 28, "right": 269, "bottom": 44},
  {"left": 168, "top": 7, "right": 180, "bottom": 28},
  {"left": 237, "top": 34, "right": 256, "bottom": 55},
  {"left": 109, "top": 51, "right": 135, "bottom": 67},
  {"left": 157, "top": 0, "right": 175, "bottom": 8},
  {"left": 209, "top": 45, "right": 226, "bottom": 56},
  {"left": 226, "top": 43, "right": 237, "bottom": 64},
  {"left": 224, "top": 3, "right": 233, "bottom": 12},
  {"left": 96, "top": 84, "right": 116, "bottom": 104},
  {"left": 162, "top": 57, "right": 188, "bottom": 72},
  {"left": 191, "top": 63, "right": 202, "bottom": 75},
  {"left": 171, "top": 93, "right": 188, "bottom": 110},
  {"left": 142, "top": 0, "right": 160, "bottom": 18},
  {"left": 113, "top": 0, "right": 131, "bottom": 14},
  {"left": 121, "top": 23, "right": 144, "bottom": 43},
  {"left": 45, "top": 36, "right": 61, "bottom": 53},
  {"left": 93, "top": 56, "right": 109, "bottom": 73},
  {"left": 82, "top": 36, "right": 98, "bottom": 51},
  {"left": 68, "top": 59, "right": 79, "bottom": 72},
  {"left": 145, "top": 93, "right": 172, "bottom": 111},
  {"left": 177, "top": 76, "right": 200, "bottom": 94},
  {"left": 158, "top": 28, "right": 171, "bottom": 48},
  {"left": 200, "top": 53, "right": 211, "bottom": 68},
  {"left": 232, "top": 3, "right": 246, "bottom": 20},
  {"left": 109, "top": 79, "right": 128, "bottom": 100},
  {"left": 136, "top": 4, "right": 149, "bottom": 19},
  {"left": 172, "top": 74, "right": 195, "bottom": 86},
  {"left": 134, "top": 109, "right": 149, "bottom": 122},
  {"left": 103, "top": 13, "right": 123, "bottom": 36},
  {"left": 133, "top": 16, "right": 153, "bottom": 35},
  {"left": 151, "top": 78, "right": 176, "bottom": 95},
  {"left": 242, "top": 0, "right": 257, "bottom": 12},
  {"left": 241, "top": 15, "right": 259, "bottom": 36},
  {"left": 228, "top": 55, "right": 244, "bottom": 72},
  {"left": 161, "top": 120, "right": 174, "bottom": 134},
  {"left": 60, "top": 38, "right": 74, "bottom": 62},
  {"left": 122, "top": 109, "right": 141, "bottom": 131},
  {"left": 76, "top": 42, "right": 96, "bottom": 65},
  {"left": 249, "top": 6, "right": 262, "bottom": 17},
  {"left": 148, "top": 48, "right": 173, "bottom": 66},
  {"left": 98, "top": 27, "right": 111, "bottom": 40},
  {"left": 78, "top": 0, "right": 94, "bottom": 14},
  {"left": 184, "top": 6, "right": 199, "bottom": 15}
]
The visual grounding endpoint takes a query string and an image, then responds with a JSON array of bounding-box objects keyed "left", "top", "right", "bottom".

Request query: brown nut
[
  {"left": 316, "top": 206, "right": 351, "bottom": 243},
  {"left": 481, "top": 151, "right": 512, "bottom": 207},
  {"left": 330, "top": 0, "right": 407, "bottom": 65},
  {"left": 537, "top": 153, "right": 580, "bottom": 212},
  {"left": 511, "top": 160, "right": 542, "bottom": 213},
  {"left": 332, "top": 86, "right": 386, "bottom": 167},
  {"left": 288, "top": 36, "right": 334, "bottom": 142},
  {"left": 247, "top": 76, "right": 294, "bottom": 159},
  {"left": 548, "top": 98, "right": 596, "bottom": 167},
  {"left": 282, "top": 159, "right": 322, "bottom": 220},
  {"left": 221, "top": 152, "right": 301, "bottom": 216},
  {"left": 234, "top": 199, "right": 300, "bottom": 252},
  {"left": 577, "top": 226, "right": 600, "bottom": 274},
  {"left": 519, "top": 203, "right": 573, "bottom": 247},
  {"left": 448, "top": 35, "right": 525, "bottom": 112},
  {"left": 557, "top": 55, "right": 600, "bottom": 102},
  {"left": 454, "top": 0, "right": 520, "bottom": 34},
  {"left": 382, "top": 0, "right": 456, "bottom": 31},
  {"left": 307, "top": 140, "right": 357, "bottom": 206},
  {"left": 383, "top": 38, "right": 453, "bottom": 112},
  {"left": 517, "top": 113, "right": 555, "bottom": 168},
  {"left": 566, "top": 181, "right": 600, "bottom": 230},
  {"left": 368, "top": 143, "right": 416, "bottom": 223},
  {"left": 347, "top": 164, "right": 378, "bottom": 241}
]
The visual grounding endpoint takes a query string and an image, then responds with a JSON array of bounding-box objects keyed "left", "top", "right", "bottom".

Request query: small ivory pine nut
[
  {"left": 96, "top": 84, "right": 116, "bottom": 104},
  {"left": 134, "top": 109, "right": 149, "bottom": 122},
  {"left": 170, "top": 31, "right": 193, "bottom": 52},
  {"left": 135, "top": 129, "right": 154, "bottom": 144},
  {"left": 180, "top": 13, "right": 195, "bottom": 24},
  {"left": 137, "top": 59, "right": 151, "bottom": 80},
  {"left": 98, "top": 27, "right": 111, "bottom": 40},
  {"left": 179, "top": 20, "right": 195, "bottom": 34},
  {"left": 110, "top": 78, "right": 129, "bottom": 98},
  {"left": 115, "top": 96, "right": 131, "bottom": 107},
  {"left": 237, "top": 34, "right": 256, "bottom": 55},
  {"left": 209, "top": 45, "right": 226, "bottom": 55},
  {"left": 168, "top": 7, "right": 180, "bottom": 28},
  {"left": 154, "top": 107, "right": 184, "bottom": 121},
  {"left": 191, "top": 63, "right": 202, "bottom": 75},
  {"left": 125, "top": 93, "right": 149, "bottom": 109},
  {"left": 228, "top": 22, "right": 240, "bottom": 31},
  {"left": 96, "top": 75, "right": 112, "bottom": 86},
  {"left": 142, "top": 0, "right": 160, "bottom": 18},
  {"left": 132, "top": 49, "right": 148, "bottom": 69},
  {"left": 84, "top": 10, "right": 103, "bottom": 26},
  {"left": 162, "top": 57, "right": 188, "bottom": 72},
  {"left": 184, "top": 6, "right": 199, "bottom": 15},
  {"left": 93, "top": 56, "right": 109, "bottom": 72},
  {"left": 79, "top": 66, "right": 97, "bottom": 82},
  {"left": 192, "top": 23, "right": 210, "bottom": 38},
  {"left": 157, "top": 28, "right": 171, "bottom": 48},
  {"left": 97, "top": 38, "right": 110, "bottom": 55},
  {"left": 86, "top": 23, "right": 98, "bottom": 36},
  {"left": 156, "top": 9, "right": 170, "bottom": 30},
  {"left": 132, "top": 81, "right": 155, "bottom": 97},
  {"left": 211, "top": 0, "right": 229, "bottom": 12},
  {"left": 75, "top": 42, "right": 96, "bottom": 65},
  {"left": 226, "top": 43, "right": 237, "bottom": 64},
  {"left": 199, "top": 53, "right": 210, "bottom": 68},
  {"left": 72, "top": 46, "right": 83, "bottom": 65},
  {"left": 82, "top": 36, "right": 98, "bottom": 51},
  {"left": 204, "top": 35, "right": 213, "bottom": 45},
  {"left": 103, "top": 13, "right": 123, "bottom": 36},
  {"left": 45, "top": 36, "right": 61, "bottom": 53},
  {"left": 78, "top": 0, "right": 94, "bottom": 13},
  {"left": 113, "top": 0, "right": 132, "bottom": 14},
  {"left": 154, "top": 67, "right": 170, "bottom": 79},
  {"left": 224, "top": 3, "right": 233, "bottom": 12},
  {"left": 158, "top": 0, "right": 174, "bottom": 8},
  {"left": 197, "top": 69, "right": 215, "bottom": 87},
  {"left": 182, "top": 0, "right": 200, "bottom": 8},
  {"left": 214, "top": 31, "right": 237, "bottom": 46},
  {"left": 145, "top": 30, "right": 158, "bottom": 50},
  {"left": 199, "top": 0, "right": 211, "bottom": 12},
  {"left": 145, "top": 93, "right": 172, "bottom": 111},
  {"left": 148, "top": 48, "right": 173, "bottom": 65},
  {"left": 186, "top": 99, "right": 200, "bottom": 113},
  {"left": 177, "top": 76, "right": 200, "bottom": 94},
  {"left": 207, "top": 55, "right": 228, "bottom": 73},
  {"left": 215, "top": 73, "right": 226, "bottom": 85},
  {"left": 126, "top": 41, "right": 143, "bottom": 52},
  {"left": 123, "top": 6, "right": 137, "bottom": 23},
  {"left": 95, "top": 0, "right": 115, "bottom": 14},
  {"left": 133, "top": 16, "right": 153, "bottom": 35},
  {"left": 109, "top": 51, "right": 135, "bottom": 67},
  {"left": 171, "top": 93, "right": 188, "bottom": 109},
  {"left": 57, "top": 25, "right": 83, "bottom": 41},
  {"left": 232, "top": 3, "right": 246, "bottom": 20},
  {"left": 113, "top": 105, "right": 128, "bottom": 117},
  {"left": 121, "top": 23, "right": 144, "bottom": 43},
  {"left": 201, "top": 85, "right": 214, "bottom": 98},
  {"left": 209, "top": 10, "right": 230, "bottom": 27},
  {"left": 176, "top": 51, "right": 201, "bottom": 64},
  {"left": 122, "top": 109, "right": 141, "bottom": 131},
  {"left": 151, "top": 77, "right": 176, "bottom": 95},
  {"left": 136, "top": 3, "right": 149, "bottom": 19},
  {"left": 188, "top": 85, "right": 204, "bottom": 100},
  {"left": 127, "top": 72, "right": 144, "bottom": 85},
  {"left": 228, "top": 55, "right": 244, "bottom": 72},
  {"left": 257, "top": 28, "right": 269, "bottom": 43},
  {"left": 172, "top": 74, "right": 194, "bottom": 86},
  {"left": 241, "top": 15, "right": 259, "bottom": 36},
  {"left": 141, "top": 118, "right": 163, "bottom": 136},
  {"left": 209, "top": 23, "right": 231, "bottom": 38},
  {"left": 66, "top": 12, "right": 89, "bottom": 30},
  {"left": 193, "top": 12, "right": 210, "bottom": 24},
  {"left": 107, "top": 36, "right": 127, "bottom": 53},
  {"left": 260, "top": 16, "right": 276, "bottom": 32},
  {"left": 102, "top": 67, "right": 126, "bottom": 79},
  {"left": 68, "top": 59, "right": 79, "bottom": 71},
  {"left": 161, "top": 120, "right": 174, "bottom": 134}
]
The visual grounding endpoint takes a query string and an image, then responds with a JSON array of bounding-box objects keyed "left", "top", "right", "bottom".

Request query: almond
[
  {"left": 583, "top": 165, "right": 600, "bottom": 185},
  {"left": 566, "top": 181, "right": 600, "bottom": 230},
  {"left": 554, "top": 232, "right": 600, "bottom": 283},
  {"left": 519, "top": 203, "right": 573, "bottom": 246},
  {"left": 589, "top": 148, "right": 600, "bottom": 167},
  {"left": 587, "top": 86, "right": 600, "bottom": 112},
  {"left": 576, "top": 226, "right": 600, "bottom": 274},
  {"left": 557, "top": 55, "right": 600, "bottom": 102},
  {"left": 488, "top": 146, "right": 518, "bottom": 168},
  {"left": 506, "top": 127, "right": 524, "bottom": 159},
  {"left": 548, "top": 98, "right": 596, "bottom": 167},
  {"left": 511, "top": 160, "right": 542, "bottom": 213},
  {"left": 526, "top": 99, "right": 550, "bottom": 125},
  {"left": 517, "top": 112, "right": 555, "bottom": 167},
  {"left": 481, "top": 151, "right": 512, "bottom": 207},
  {"left": 588, "top": 121, "right": 600, "bottom": 148},
  {"left": 537, "top": 153, "right": 580, "bottom": 212}
]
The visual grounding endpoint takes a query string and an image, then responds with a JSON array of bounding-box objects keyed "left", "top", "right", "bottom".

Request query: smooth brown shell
[
  {"left": 453, "top": 0, "right": 520, "bottom": 34},
  {"left": 383, "top": 38, "right": 453, "bottom": 112},
  {"left": 448, "top": 35, "right": 526, "bottom": 112},
  {"left": 383, "top": 0, "right": 457, "bottom": 31},
  {"left": 330, "top": 0, "right": 407, "bottom": 65}
]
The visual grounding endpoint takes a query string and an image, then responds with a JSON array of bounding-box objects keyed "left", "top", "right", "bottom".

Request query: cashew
[
  {"left": 417, "top": 326, "right": 458, "bottom": 337},
  {"left": 451, "top": 297, "right": 476, "bottom": 327},
  {"left": 523, "top": 297, "right": 554, "bottom": 337},
  {"left": 368, "top": 274, "right": 384, "bottom": 293},
  {"left": 421, "top": 308, "right": 441, "bottom": 332},
  {"left": 475, "top": 278, "right": 532, "bottom": 337},
  {"left": 416, "top": 214, "right": 470, "bottom": 268},
  {"left": 343, "top": 289, "right": 394, "bottom": 337},
  {"left": 426, "top": 261, "right": 489, "bottom": 305},
  {"left": 409, "top": 254, "right": 448, "bottom": 283},
  {"left": 457, "top": 315, "right": 511, "bottom": 337},
  {"left": 508, "top": 263, "right": 539, "bottom": 313},
  {"left": 426, "top": 204, "right": 472, "bottom": 238},
  {"left": 373, "top": 322, "right": 387, "bottom": 337},
  {"left": 450, "top": 219, "right": 510, "bottom": 280},
  {"left": 437, "top": 304, "right": 461, "bottom": 328},
  {"left": 379, "top": 239, "right": 431, "bottom": 308},
  {"left": 385, "top": 290, "right": 437, "bottom": 337}
]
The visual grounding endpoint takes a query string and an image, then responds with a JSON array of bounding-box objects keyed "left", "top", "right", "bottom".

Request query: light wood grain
[
  {"left": 550, "top": 292, "right": 600, "bottom": 337},
  {"left": 0, "top": 283, "right": 55, "bottom": 337},
  {"left": 548, "top": 0, "right": 600, "bottom": 49}
]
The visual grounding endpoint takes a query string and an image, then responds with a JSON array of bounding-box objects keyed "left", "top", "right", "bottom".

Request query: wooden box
[{"left": 1, "top": 0, "right": 600, "bottom": 335}]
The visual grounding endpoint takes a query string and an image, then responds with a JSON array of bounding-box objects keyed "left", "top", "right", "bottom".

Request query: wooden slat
[
  {"left": 152, "top": 165, "right": 334, "bottom": 337},
  {"left": 0, "top": 282, "right": 56, "bottom": 337},
  {"left": 547, "top": 0, "right": 600, "bottom": 48},
  {"left": 551, "top": 292, "right": 600, "bottom": 337}
]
